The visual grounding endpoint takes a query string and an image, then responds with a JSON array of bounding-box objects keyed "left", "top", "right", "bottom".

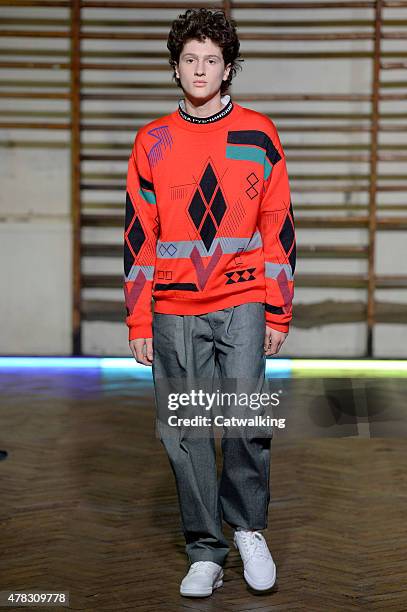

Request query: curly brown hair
[{"left": 167, "top": 8, "right": 244, "bottom": 94}]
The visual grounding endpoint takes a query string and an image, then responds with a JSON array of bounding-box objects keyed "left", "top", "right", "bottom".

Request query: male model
[{"left": 124, "top": 8, "right": 296, "bottom": 597}]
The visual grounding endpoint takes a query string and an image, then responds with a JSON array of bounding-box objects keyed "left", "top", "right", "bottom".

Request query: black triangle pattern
[{"left": 225, "top": 268, "right": 256, "bottom": 284}]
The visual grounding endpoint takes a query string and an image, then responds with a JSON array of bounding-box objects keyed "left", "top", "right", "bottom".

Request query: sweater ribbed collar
[
  {"left": 171, "top": 94, "right": 242, "bottom": 132},
  {"left": 178, "top": 94, "right": 233, "bottom": 124}
]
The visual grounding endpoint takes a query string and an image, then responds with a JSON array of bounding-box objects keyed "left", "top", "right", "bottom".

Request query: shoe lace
[
  {"left": 237, "top": 531, "right": 271, "bottom": 562},
  {"left": 189, "top": 561, "right": 219, "bottom": 575}
]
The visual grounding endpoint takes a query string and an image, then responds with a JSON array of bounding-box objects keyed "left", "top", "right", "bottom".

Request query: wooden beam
[
  {"left": 70, "top": 0, "right": 81, "bottom": 355},
  {"left": 366, "top": 0, "right": 383, "bottom": 356}
]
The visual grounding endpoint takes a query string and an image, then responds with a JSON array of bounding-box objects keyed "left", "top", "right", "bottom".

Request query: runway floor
[{"left": 0, "top": 367, "right": 406, "bottom": 611}]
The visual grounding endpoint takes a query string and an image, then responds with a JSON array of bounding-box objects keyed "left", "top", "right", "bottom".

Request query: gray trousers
[{"left": 151, "top": 302, "right": 272, "bottom": 567}]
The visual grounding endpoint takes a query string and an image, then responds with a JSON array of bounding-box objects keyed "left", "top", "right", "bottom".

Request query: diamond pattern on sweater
[{"left": 188, "top": 162, "right": 227, "bottom": 252}]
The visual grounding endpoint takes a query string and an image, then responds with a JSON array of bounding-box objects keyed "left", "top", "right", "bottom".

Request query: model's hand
[
  {"left": 264, "top": 326, "right": 288, "bottom": 356},
  {"left": 129, "top": 338, "right": 153, "bottom": 366}
]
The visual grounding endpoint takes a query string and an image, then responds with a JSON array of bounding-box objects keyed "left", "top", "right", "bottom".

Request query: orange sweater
[{"left": 124, "top": 95, "right": 296, "bottom": 341}]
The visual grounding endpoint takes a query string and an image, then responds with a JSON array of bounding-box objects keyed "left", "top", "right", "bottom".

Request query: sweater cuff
[
  {"left": 129, "top": 324, "right": 153, "bottom": 342},
  {"left": 265, "top": 315, "right": 289, "bottom": 334}
]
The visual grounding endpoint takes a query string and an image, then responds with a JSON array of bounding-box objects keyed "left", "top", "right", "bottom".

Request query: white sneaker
[
  {"left": 233, "top": 529, "right": 276, "bottom": 591},
  {"left": 180, "top": 560, "right": 224, "bottom": 597}
]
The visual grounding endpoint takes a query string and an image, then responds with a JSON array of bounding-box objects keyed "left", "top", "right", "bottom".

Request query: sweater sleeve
[
  {"left": 258, "top": 121, "right": 296, "bottom": 333},
  {"left": 123, "top": 130, "right": 159, "bottom": 341}
]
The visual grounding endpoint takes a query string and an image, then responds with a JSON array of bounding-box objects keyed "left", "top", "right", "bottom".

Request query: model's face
[{"left": 175, "top": 37, "right": 231, "bottom": 101}]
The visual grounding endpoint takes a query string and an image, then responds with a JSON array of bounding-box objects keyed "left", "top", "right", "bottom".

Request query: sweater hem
[{"left": 153, "top": 290, "right": 266, "bottom": 316}]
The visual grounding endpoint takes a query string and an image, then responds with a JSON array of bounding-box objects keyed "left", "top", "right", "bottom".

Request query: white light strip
[
  {"left": 0, "top": 357, "right": 102, "bottom": 368},
  {"left": 265, "top": 359, "right": 292, "bottom": 374},
  {"left": 291, "top": 359, "right": 407, "bottom": 372},
  {"left": 0, "top": 357, "right": 405, "bottom": 375}
]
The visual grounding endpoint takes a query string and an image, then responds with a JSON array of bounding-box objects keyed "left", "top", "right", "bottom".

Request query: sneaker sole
[{"left": 180, "top": 577, "right": 223, "bottom": 597}]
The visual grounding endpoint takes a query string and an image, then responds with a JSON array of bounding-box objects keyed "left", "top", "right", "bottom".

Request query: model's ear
[{"left": 224, "top": 63, "right": 232, "bottom": 80}]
